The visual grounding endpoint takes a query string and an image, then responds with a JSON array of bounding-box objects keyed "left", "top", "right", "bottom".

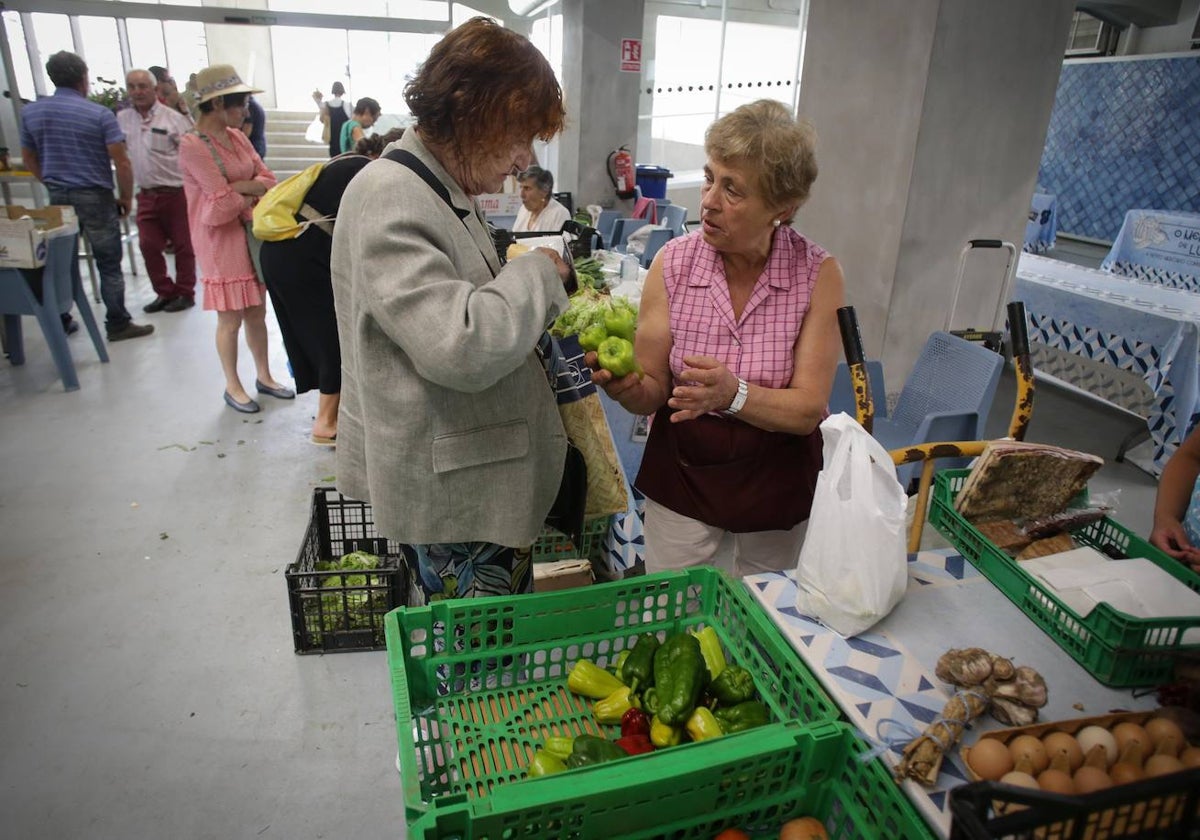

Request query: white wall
[{"left": 201, "top": 0, "right": 277, "bottom": 108}]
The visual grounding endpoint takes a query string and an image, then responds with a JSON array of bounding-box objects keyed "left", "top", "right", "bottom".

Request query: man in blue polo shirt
[{"left": 19, "top": 51, "right": 153, "bottom": 341}]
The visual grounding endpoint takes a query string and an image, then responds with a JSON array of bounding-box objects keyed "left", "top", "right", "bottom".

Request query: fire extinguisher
[{"left": 607, "top": 145, "right": 636, "bottom": 200}]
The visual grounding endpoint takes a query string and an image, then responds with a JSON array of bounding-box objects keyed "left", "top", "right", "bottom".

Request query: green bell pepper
[
  {"left": 692, "top": 626, "right": 728, "bottom": 681},
  {"left": 713, "top": 700, "right": 770, "bottom": 734},
  {"left": 619, "top": 633, "right": 660, "bottom": 694},
  {"left": 709, "top": 665, "right": 756, "bottom": 706},
  {"left": 565, "top": 734, "right": 628, "bottom": 768},
  {"left": 652, "top": 633, "right": 707, "bottom": 726},
  {"left": 542, "top": 736, "right": 575, "bottom": 761},
  {"left": 593, "top": 686, "right": 634, "bottom": 725},
  {"left": 568, "top": 659, "right": 626, "bottom": 699},
  {"left": 685, "top": 706, "right": 724, "bottom": 742},
  {"left": 650, "top": 715, "right": 683, "bottom": 748},
  {"left": 527, "top": 749, "right": 567, "bottom": 778}
]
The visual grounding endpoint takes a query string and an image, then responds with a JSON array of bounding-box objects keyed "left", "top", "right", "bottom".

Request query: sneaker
[
  {"left": 163, "top": 296, "right": 195, "bottom": 312},
  {"left": 143, "top": 296, "right": 173, "bottom": 313},
  {"left": 107, "top": 322, "right": 155, "bottom": 342}
]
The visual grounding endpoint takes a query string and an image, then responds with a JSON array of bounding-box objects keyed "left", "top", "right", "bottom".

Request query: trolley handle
[
  {"left": 967, "top": 239, "right": 1005, "bottom": 249},
  {"left": 837, "top": 305, "right": 866, "bottom": 366}
]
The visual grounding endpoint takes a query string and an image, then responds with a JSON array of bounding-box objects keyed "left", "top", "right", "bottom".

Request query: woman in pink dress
[{"left": 179, "top": 64, "right": 292, "bottom": 413}]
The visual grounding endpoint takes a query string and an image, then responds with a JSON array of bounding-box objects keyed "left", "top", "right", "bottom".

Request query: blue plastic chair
[
  {"left": 869, "top": 332, "right": 1003, "bottom": 489},
  {"left": 595, "top": 209, "right": 621, "bottom": 249},
  {"left": 0, "top": 230, "right": 108, "bottom": 391},
  {"left": 658, "top": 204, "right": 687, "bottom": 236},
  {"left": 611, "top": 218, "right": 648, "bottom": 253},
  {"left": 640, "top": 228, "right": 673, "bottom": 267},
  {"left": 829, "top": 360, "right": 888, "bottom": 421}
]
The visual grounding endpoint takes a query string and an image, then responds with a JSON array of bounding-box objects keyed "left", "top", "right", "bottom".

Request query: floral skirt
[{"left": 402, "top": 541, "right": 533, "bottom": 606}]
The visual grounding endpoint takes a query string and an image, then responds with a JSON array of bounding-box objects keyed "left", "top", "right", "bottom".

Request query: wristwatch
[{"left": 724, "top": 378, "right": 749, "bottom": 416}]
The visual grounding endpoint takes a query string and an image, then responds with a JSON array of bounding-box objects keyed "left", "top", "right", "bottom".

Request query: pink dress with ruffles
[{"left": 179, "top": 128, "right": 276, "bottom": 311}]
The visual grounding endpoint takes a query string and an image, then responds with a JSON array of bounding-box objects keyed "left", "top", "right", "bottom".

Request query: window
[
  {"left": 77, "top": 16, "right": 124, "bottom": 88},
  {"left": 639, "top": 1, "right": 804, "bottom": 181}
]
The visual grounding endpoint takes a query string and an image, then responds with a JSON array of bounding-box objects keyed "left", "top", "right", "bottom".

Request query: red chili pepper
[
  {"left": 615, "top": 733, "right": 654, "bottom": 756},
  {"left": 620, "top": 707, "right": 650, "bottom": 738}
]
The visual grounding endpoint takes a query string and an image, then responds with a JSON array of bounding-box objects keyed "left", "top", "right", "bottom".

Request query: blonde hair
[{"left": 705, "top": 99, "right": 817, "bottom": 221}]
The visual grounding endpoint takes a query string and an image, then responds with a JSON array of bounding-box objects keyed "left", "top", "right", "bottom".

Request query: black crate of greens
[
  {"left": 286, "top": 487, "right": 406, "bottom": 654},
  {"left": 949, "top": 769, "right": 1200, "bottom": 840}
]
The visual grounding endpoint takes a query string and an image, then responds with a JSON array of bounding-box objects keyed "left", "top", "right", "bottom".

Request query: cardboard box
[
  {"left": 533, "top": 559, "right": 593, "bottom": 592},
  {"left": 0, "top": 205, "right": 78, "bottom": 269}
]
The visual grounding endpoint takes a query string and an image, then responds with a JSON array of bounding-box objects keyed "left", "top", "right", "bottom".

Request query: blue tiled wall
[{"left": 1037, "top": 56, "right": 1200, "bottom": 242}]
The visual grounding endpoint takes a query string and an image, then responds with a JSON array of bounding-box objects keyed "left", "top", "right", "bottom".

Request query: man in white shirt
[{"left": 117, "top": 68, "right": 197, "bottom": 312}]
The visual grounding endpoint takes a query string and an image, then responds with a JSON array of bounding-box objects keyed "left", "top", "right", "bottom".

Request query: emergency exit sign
[{"left": 620, "top": 38, "right": 642, "bottom": 73}]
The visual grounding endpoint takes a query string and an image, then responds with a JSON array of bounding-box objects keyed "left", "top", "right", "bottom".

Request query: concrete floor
[{"left": 0, "top": 242, "right": 1159, "bottom": 839}]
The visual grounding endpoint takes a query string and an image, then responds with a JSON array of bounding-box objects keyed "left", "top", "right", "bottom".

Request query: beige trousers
[{"left": 642, "top": 498, "right": 808, "bottom": 578}]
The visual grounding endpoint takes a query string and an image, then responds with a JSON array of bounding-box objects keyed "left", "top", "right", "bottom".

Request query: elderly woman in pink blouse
[
  {"left": 591, "top": 99, "right": 845, "bottom": 577},
  {"left": 179, "top": 64, "right": 292, "bottom": 413}
]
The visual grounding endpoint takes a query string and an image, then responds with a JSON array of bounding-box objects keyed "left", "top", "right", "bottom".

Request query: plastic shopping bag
[
  {"left": 793, "top": 412, "right": 908, "bottom": 637},
  {"left": 304, "top": 114, "right": 325, "bottom": 144}
]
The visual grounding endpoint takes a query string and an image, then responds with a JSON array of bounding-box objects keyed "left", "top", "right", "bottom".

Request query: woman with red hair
[{"left": 332, "top": 17, "right": 574, "bottom": 603}]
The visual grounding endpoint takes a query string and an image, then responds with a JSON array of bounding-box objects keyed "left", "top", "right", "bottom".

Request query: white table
[
  {"left": 1102, "top": 209, "right": 1200, "bottom": 292},
  {"left": 745, "top": 549, "right": 1156, "bottom": 838},
  {"left": 1015, "top": 252, "right": 1200, "bottom": 474}
]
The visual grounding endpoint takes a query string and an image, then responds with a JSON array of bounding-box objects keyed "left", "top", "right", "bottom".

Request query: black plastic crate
[
  {"left": 286, "top": 487, "right": 406, "bottom": 654},
  {"left": 949, "top": 769, "right": 1200, "bottom": 840}
]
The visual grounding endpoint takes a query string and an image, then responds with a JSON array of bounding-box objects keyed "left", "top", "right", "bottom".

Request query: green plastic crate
[
  {"left": 929, "top": 469, "right": 1200, "bottom": 687},
  {"left": 531, "top": 515, "right": 611, "bottom": 563},
  {"left": 406, "top": 721, "right": 935, "bottom": 839},
  {"left": 385, "top": 567, "right": 865, "bottom": 833}
]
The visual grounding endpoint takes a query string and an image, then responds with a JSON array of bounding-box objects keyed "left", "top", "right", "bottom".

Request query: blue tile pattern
[{"left": 1038, "top": 57, "right": 1200, "bottom": 241}]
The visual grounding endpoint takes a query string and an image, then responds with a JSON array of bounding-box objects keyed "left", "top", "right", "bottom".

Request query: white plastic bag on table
[{"left": 794, "top": 412, "right": 908, "bottom": 637}]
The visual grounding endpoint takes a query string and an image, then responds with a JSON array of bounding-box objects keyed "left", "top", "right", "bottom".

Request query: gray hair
[
  {"left": 47, "top": 51, "right": 88, "bottom": 89},
  {"left": 518, "top": 165, "right": 554, "bottom": 195}
]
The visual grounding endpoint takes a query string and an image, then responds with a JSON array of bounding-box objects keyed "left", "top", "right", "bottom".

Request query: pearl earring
[{"left": 773, "top": 219, "right": 781, "bottom": 228}]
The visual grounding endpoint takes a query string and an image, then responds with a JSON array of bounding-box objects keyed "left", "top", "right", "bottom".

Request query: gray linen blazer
[{"left": 331, "top": 130, "right": 569, "bottom": 547}]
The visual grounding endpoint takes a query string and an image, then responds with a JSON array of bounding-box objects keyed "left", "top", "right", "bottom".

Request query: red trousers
[{"left": 136, "top": 187, "right": 196, "bottom": 300}]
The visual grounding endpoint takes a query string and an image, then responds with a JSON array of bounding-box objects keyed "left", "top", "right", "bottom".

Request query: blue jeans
[{"left": 46, "top": 186, "right": 130, "bottom": 330}]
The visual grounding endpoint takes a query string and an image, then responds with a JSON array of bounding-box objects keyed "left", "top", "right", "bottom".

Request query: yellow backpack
[{"left": 251, "top": 161, "right": 332, "bottom": 241}]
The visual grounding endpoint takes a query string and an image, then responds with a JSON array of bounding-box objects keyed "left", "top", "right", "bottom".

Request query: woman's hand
[
  {"left": 231, "top": 179, "right": 267, "bottom": 197},
  {"left": 667, "top": 356, "right": 739, "bottom": 422},
  {"left": 585, "top": 350, "right": 642, "bottom": 400},
  {"left": 534, "top": 246, "right": 572, "bottom": 285},
  {"left": 1149, "top": 517, "right": 1200, "bottom": 563}
]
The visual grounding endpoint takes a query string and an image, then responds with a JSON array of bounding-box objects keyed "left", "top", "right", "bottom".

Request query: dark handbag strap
[{"left": 384, "top": 148, "right": 471, "bottom": 225}]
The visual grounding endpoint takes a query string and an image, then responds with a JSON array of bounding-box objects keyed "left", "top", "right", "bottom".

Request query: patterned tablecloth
[
  {"left": 1023, "top": 192, "right": 1058, "bottom": 254},
  {"left": 745, "top": 550, "right": 1156, "bottom": 838},
  {"left": 1102, "top": 209, "right": 1200, "bottom": 292},
  {"left": 1014, "top": 252, "right": 1200, "bottom": 475}
]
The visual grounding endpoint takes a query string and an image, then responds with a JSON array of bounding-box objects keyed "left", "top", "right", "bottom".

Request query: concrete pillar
[
  {"left": 797, "top": 0, "right": 1074, "bottom": 383},
  {"left": 559, "top": 0, "right": 645, "bottom": 212}
]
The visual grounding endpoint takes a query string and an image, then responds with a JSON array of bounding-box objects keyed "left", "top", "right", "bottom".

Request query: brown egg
[
  {"left": 1144, "top": 754, "right": 1185, "bottom": 777},
  {"left": 1037, "top": 768, "right": 1076, "bottom": 795},
  {"left": 968, "top": 738, "right": 1015, "bottom": 781},
  {"left": 1009, "top": 734, "right": 1050, "bottom": 774},
  {"left": 1112, "top": 722, "right": 1150, "bottom": 755},
  {"left": 995, "top": 770, "right": 1039, "bottom": 815},
  {"left": 1181, "top": 746, "right": 1200, "bottom": 768},
  {"left": 1042, "top": 731, "right": 1084, "bottom": 771},
  {"left": 1145, "top": 717, "right": 1184, "bottom": 753},
  {"left": 1073, "top": 765, "right": 1114, "bottom": 794},
  {"left": 1109, "top": 761, "right": 1145, "bottom": 786},
  {"left": 1076, "top": 726, "right": 1118, "bottom": 766}
]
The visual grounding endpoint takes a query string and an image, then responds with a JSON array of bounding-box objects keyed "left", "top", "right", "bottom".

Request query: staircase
[{"left": 262, "top": 108, "right": 328, "bottom": 181}]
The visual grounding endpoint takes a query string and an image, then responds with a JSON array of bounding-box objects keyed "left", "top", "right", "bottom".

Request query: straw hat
[{"left": 193, "top": 64, "right": 261, "bottom": 105}]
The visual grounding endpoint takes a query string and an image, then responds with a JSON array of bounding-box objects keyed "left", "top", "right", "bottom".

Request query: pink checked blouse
[
  {"left": 179, "top": 127, "right": 276, "bottom": 311},
  {"left": 661, "top": 227, "right": 828, "bottom": 389}
]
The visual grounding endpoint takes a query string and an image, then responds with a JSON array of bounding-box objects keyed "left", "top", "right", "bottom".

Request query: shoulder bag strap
[{"left": 192, "top": 130, "right": 229, "bottom": 180}]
